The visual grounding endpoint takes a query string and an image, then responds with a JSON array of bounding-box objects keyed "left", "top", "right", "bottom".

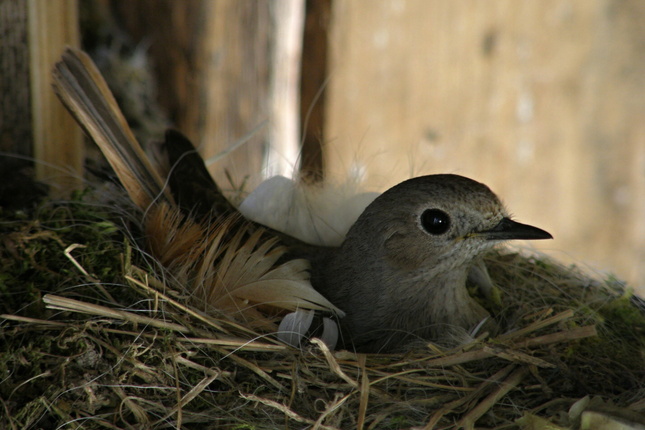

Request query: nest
[{"left": 1, "top": 188, "right": 643, "bottom": 430}]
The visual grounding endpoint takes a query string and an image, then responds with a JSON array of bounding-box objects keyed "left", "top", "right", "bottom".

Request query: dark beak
[{"left": 480, "top": 217, "right": 553, "bottom": 241}]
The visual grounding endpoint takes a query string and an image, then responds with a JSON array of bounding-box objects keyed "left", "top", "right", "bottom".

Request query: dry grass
[{"left": 1, "top": 191, "right": 644, "bottom": 430}]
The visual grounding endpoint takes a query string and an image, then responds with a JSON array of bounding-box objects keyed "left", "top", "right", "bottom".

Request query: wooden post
[
  {"left": 111, "top": 0, "right": 304, "bottom": 192},
  {"left": 0, "top": 0, "right": 32, "bottom": 158},
  {"left": 300, "top": 0, "right": 332, "bottom": 181},
  {"left": 28, "top": 0, "right": 82, "bottom": 195},
  {"left": 263, "top": 0, "right": 305, "bottom": 179}
]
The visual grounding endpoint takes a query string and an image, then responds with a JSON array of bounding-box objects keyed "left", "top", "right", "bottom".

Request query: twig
[
  {"left": 313, "top": 391, "right": 352, "bottom": 430},
  {"left": 312, "top": 338, "right": 359, "bottom": 388},
  {"left": 157, "top": 371, "right": 222, "bottom": 425},
  {"left": 457, "top": 366, "right": 529, "bottom": 429},
  {"left": 229, "top": 354, "right": 287, "bottom": 392},
  {"left": 64, "top": 243, "right": 117, "bottom": 303},
  {"left": 240, "top": 392, "right": 339, "bottom": 430},
  {"left": 126, "top": 270, "right": 228, "bottom": 334},
  {"left": 514, "top": 325, "right": 597, "bottom": 348},
  {"left": 43, "top": 294, "right": 190, "bottom": 333},
  {"left": 1, "top": 314, "right": 68, "bottom": 327},
  {"left": 357, "top": 354, "right": 369, "bottom": 430},
  {"left": 482, "top": 346, "right": 555, "bottom": 368},
  {"left": 176, "top": 336, "right": 286, "bottom": 352},
  {"left": 496, "top": 309, "right": 575, "bottom": 342},
  {"left": 423, "top": 364, "right": 516, "bottom": 429}
]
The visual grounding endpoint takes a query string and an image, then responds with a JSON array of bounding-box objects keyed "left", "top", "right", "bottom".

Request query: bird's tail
[{"left": 52, "top": 47, "right": 172, "bottom": 211}]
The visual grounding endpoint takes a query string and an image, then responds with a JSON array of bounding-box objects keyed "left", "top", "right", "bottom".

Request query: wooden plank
[
  {"left": 0, "top": 0, "right": 31, "bottom": 157},
  {"left": 264, "top": 0, "right": 305, "bottom": 179},
  {"left": 300, "top": 0, "right": 332, "bottom": 181},
  {"left": 107, "top": 0, "right": 203, "bottom": 137},
  {"left": 198, "top": 0, "right": 290, "bottom": 191},
  {"left": 28, "top": 0, "right": 82, "bottom": 196},
  {"left": 325, "top": 0, "right": 645, "bottom": 291},
  {"left": 112, "top": 0, "right": 299, "bottom": 193}
]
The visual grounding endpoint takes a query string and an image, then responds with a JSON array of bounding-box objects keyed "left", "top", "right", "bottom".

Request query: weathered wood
[
  {"left": 108, "top": 0, "right": 203, "bottom": 133},
  {"left": 300, "top": 0, "right": 332, "bottom": 181},
  {"left": 325, "top": 0, "right": 645, "bottom": 291},
  {"left": 112, "top": 0, "right": 306, "bottom": 192},
  {"left": 28, "top": 0, "right": 82, "bottom": 195},
  {"left": 0, "top": 0, "right": 31, "bottom": 157},
  {"left": 264, "top": 0, "right": 305, "bottom": 179}
]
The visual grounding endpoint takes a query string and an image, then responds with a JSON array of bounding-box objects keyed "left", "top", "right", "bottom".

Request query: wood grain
[{"left": 325, "top": 0, "right": 645, "bottom": 291}]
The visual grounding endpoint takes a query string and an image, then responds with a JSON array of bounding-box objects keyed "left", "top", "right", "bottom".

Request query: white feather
[
  {"left": 239, "top": 175, "right": 379, "bottom": 246},
  {"left": 278, "top": 309, "right": 315, "bottom": 347}
]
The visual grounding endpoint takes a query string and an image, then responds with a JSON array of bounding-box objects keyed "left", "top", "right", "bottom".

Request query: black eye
[{"left": 420, "top": 209, "right": 451, "bottom": 235}]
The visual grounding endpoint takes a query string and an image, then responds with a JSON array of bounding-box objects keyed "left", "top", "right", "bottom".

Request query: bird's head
[{"left": 347, "top": 174, "right": 552, "bottom": 273}]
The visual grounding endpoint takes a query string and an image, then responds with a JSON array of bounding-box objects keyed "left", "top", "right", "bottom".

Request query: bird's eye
[{"left": 420, "top": 209, "right": 451, "bottom": 235}]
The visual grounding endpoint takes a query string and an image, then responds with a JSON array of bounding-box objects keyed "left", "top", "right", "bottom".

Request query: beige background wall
[{"left": 323, "top": 0, "right": 645, "bottom": 293}]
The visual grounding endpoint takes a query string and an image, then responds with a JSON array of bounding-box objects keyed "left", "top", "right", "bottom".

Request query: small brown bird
[
  {"left": 304, "top": 174, "right": 552, "bottom": 351},
  {"left": 53, "top": 48, "right": 552, "bottom": 353}
]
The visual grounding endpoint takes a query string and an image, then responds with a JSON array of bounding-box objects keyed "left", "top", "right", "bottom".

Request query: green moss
[{"left": 598, "top": 294, "right": 645, "bottom": 342}]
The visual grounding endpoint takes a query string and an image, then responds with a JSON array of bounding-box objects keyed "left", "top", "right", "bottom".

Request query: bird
[
  {"left": 52, "top": 48, "right": 552, "bottom": 353},
  {"left": 301, "top": 174, "right": 552, "bottom": 351}
]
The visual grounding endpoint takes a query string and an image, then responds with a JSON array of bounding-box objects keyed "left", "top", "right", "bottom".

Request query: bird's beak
[{"left": 477, "top": 217, "right": 553, "bottom": 241}]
